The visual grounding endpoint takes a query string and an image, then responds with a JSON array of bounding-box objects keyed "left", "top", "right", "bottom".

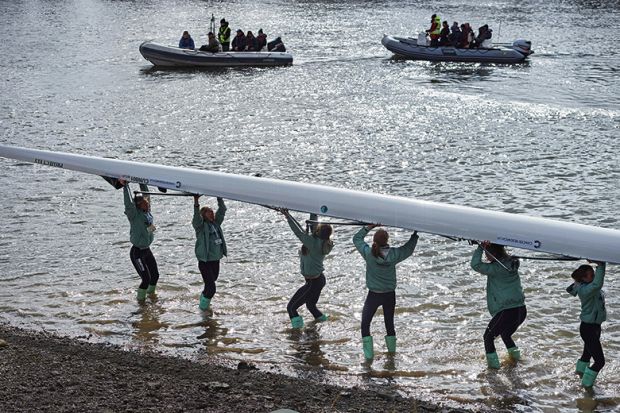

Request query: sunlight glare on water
[{"left": 0, "top": 0, "right": 619, "bottom": 411}]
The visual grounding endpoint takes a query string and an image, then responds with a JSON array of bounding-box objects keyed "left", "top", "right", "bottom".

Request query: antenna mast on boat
[
  {"left": 210, "top": 13, "right": 216, "bottom": 36},
  {"left": 497, "top": 19, "right": 502, "bottom": 43}
]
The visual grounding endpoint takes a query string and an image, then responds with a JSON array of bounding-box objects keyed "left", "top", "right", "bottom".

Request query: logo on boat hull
[
  {"left": 496, "top": 236, "right": 542, "bottom": 249},
  {"left": 120, "top": 175, "right": 182, "bottom": 189},
  {"left": 34, "top": 158, "right": 63, "bottom": 168}
]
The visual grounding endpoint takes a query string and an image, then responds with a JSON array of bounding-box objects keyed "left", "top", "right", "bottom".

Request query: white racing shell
[{"left": 0, "top": 144, "right": 618, "bottom": 263}]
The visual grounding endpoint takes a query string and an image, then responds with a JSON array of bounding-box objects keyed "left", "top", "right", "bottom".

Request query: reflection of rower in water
[
  {"left": 280, "top": 209, "right": 333, "bottom": 329},
  {"left": 119, "top": 179, "right": 160, "bottom": 302}
]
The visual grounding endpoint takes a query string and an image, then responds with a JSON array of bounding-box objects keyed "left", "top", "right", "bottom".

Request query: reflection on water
[{"left": 0, "top": 0, "right": 619, "bottom": 412}]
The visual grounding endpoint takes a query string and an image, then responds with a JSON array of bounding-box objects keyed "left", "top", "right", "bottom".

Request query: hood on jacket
[{"left": 566, "top": 282, "right": 579, "bottom": 296}]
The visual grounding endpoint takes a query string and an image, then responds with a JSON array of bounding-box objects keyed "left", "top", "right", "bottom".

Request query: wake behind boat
[
  {"left": 382, "top": 34, "right": 533, "bottom": 63},
  {"left": 139, "top": 41, "right": 293, "bottom": 68}
]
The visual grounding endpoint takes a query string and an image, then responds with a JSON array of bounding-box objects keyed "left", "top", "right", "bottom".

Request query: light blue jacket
[
  {"left": 123, "top": 184, "right": 153, "bottom": 249},
  {"left": 567, "top": 263, "right": 606, "bottom": 324},
  {"left": 353, "top": 227, "right": 418, "bottom": 293},
  {"left": 471, "top": 246, "right": 525, "bottom": 316},
  {"left": 192, "top": 198, "right": 227, "bottom": 262},
  {"left": 286, "top": 214, "right": 333, "bottom": 278}
]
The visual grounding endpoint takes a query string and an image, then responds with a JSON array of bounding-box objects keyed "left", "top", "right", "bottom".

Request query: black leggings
[
  {"left": 361, "top": 291, "right": 396, "bottom": 338},
  {"left": 580, "top": 322, "right": 605, "bottom": 372},
  {"left": 130, "top": 246, "right": 159, "bottom": 290},
  {"left": 198, "top": 260, "right": 220, "bottom": 299},
  {"left": 287, "top": 274, "right": 326, "bottom": 319},
  {"left": 484, "top": 305, "right": 527, "bottom": 353}
]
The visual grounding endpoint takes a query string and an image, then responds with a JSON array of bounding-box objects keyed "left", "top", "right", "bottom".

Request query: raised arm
[
  {"left": 192, "top": 194, "right": 202, "bottom": 230},
  {"left": 392, "top": 231, "right": 419, "bottom": 263},
  {"left": 122, "top": 183, "right": 137, "bottom": 219},
  {"left": 579, "top": 262, "right": 606, "bottom": 299},
  {"left": 353, "top": 226, "right": 371, "bottom": 259},
  {"left": 470, "top": 245, "right": 494, "bottom": 275},
  {"left": 215, "top": 197, "right": 226, "bottom": 225},
  {"left": 285, "top": 211, "right": 312, "bottom": 246}
]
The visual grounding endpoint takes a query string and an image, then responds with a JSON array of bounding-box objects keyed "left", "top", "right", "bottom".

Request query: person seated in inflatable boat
[
  {"left": 471, "top": 24, "right": 492, "bottom": 48},
  {"left": 179, "top": 31, "right": 195, "bottom": 50}
]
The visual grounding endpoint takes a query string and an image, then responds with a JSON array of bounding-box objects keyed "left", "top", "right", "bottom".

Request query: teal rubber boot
[
  {"left": 576, "top": 360, "right": 589, "bottom": 375},
  {"left": 507, "top": 346, "right": 521, "bottom": 361},
  {"left": 137, "top": 288, "right": 147, "bottom": 301},
  {"left": 362, "top": 336, "right": 374, "bottom": 359},
  {"left": 486, "top": 352, "right": 500, "bottom": 369},
  {"left": 385, "top": 335, "right": 396, "bottom": 353},
  {"left": 290, "top": 316, "right": 304, "bottom": 329},
  {"left": 581, "top": 367, "right": 598, "bottom": 388},
  {"left": 199, "top": 295, "right": 211, "bottom": 311},
  {"left": 146, "top": 285, "right": 156, "bottom": 295},
  {"left": 315, "top": 314, "right": 329, "bottom": 322}
]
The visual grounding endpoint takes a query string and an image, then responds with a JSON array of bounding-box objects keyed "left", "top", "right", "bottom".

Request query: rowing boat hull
[{"left": 0, "top": 145, "right": 618, "bottom": 263}]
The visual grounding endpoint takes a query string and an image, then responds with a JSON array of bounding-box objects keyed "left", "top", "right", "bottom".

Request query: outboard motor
[{"left": 512, "top": 39, "right": 533, "bottom": 56}]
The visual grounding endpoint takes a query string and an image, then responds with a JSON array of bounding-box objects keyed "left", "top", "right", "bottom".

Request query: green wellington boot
[
  {"left": 507, "top": 346, "right": 521, "bottom": 361},
  {"left": 290, "top": 316, "right": 304, "bottom": 329},
  {"left": 581, "top": 367, "right": 598, "bottom": 388},
  {"left": 199, "top": 295, "right": 211, "bottom": 311},
  {"left": 576, "top": 360, "right": 589, "bottom": 375},
  {"left": 385, "top": 335, "right": 396, "bottom": 353},
  {"left": 362, "top": 336, "right": 374, "bottom": 359},
  {"left": 315, "top": 314, "right": 329, "bottom": 322},
  {"left": 136, "top": 288, "right": 147, "bottom": 301},
  {"left": 486, "top": 352, "right": 500, "bottom": 369},
  {"left": 146, "top": 285, "right": 156, "bottom": 295}
]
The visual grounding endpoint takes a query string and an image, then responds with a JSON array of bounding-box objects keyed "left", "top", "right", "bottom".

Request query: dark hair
[
  {"left": 371, "top": 229, "right": 389, "bottom": 258},
  {"left": 485, "top": 243, "right": 509, "bottom": 261},
  {"left": 572, "top": 264, "right": 594, "bottom": 282},
  {"left": 301, "top": 224, "right": 333, "bottom": 256},
  {"left": 134, "top": 195, "right": 145, "bottom": 205}
]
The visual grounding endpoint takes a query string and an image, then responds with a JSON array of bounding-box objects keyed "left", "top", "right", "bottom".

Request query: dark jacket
[
  {"left": 245, "top": 34, "right": 258, "bottom": 51},
  {"left": 199, "top": 38, "right": 220, "bottom": 53},
  {"left": 232, "top": 33, "right": 246, "bottom": 51},
  {"left": 179, "top": 36, "right": 195, "bottom": 50},
  {"left": 439, "top": 25, "right": 450, "bottom": 46},
  {"left": 267, "top": 37, "right": 286, "bottom": 52},
  {"left": 256, "top": 33, "right": 267, "bottom": 51},
  {"left": 449, "top": 26, "right": 462, "bottom": 47}
]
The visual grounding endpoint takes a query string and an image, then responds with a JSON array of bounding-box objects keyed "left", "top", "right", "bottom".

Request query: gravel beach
[{"left": 0, "top": 324, "right": 474, "bottom": 412}]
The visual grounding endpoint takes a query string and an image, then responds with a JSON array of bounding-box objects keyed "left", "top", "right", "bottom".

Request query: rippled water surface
[{"left": 1, "top": 1, "right": 619, "bottom": 411}]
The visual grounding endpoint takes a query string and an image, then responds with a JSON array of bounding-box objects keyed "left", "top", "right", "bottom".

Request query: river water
[{"left": 0, "top": 0, "right": 619, "bottom": 411}]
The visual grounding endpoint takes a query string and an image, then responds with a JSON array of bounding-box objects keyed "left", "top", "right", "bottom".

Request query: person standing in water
[
  {"left": 566, "top": 261, "right": 606, "bottom": 388},
  {"left": 120, "top": 179, "right": 159, "bottom": 301},
  {"left": 353, "top": 225, "right": 418, "bottom": 359},
  {"left": 471, "top": 241, "right": 526, "bottom": 369},
  {"left": 192, "top": 195, "right": 227, "bottom": 311},
  {"left": 281, "top": 209, "right": 333, "bottom": 329}
]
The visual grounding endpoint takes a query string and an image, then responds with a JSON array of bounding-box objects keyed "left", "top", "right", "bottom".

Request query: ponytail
[{"left": 372, "top": 229, "right": 389, "bottom": 258}]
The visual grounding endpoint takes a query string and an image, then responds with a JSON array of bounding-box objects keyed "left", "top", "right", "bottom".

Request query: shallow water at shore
[{"left": 1, "top": 0, "right": 619, "bottom": 411}]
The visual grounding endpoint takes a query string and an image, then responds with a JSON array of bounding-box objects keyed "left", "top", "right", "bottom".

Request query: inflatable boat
[
  {"left": 382, "top": 34, "right": 533, "bottom": 64},
  {"left": 139, "top": 41, "right": 293, "bottom": 67}
]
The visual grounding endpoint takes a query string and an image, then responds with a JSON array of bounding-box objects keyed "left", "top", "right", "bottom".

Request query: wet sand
[{"left": 0, "top": 323, "right": 475, "bottom": 412}]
